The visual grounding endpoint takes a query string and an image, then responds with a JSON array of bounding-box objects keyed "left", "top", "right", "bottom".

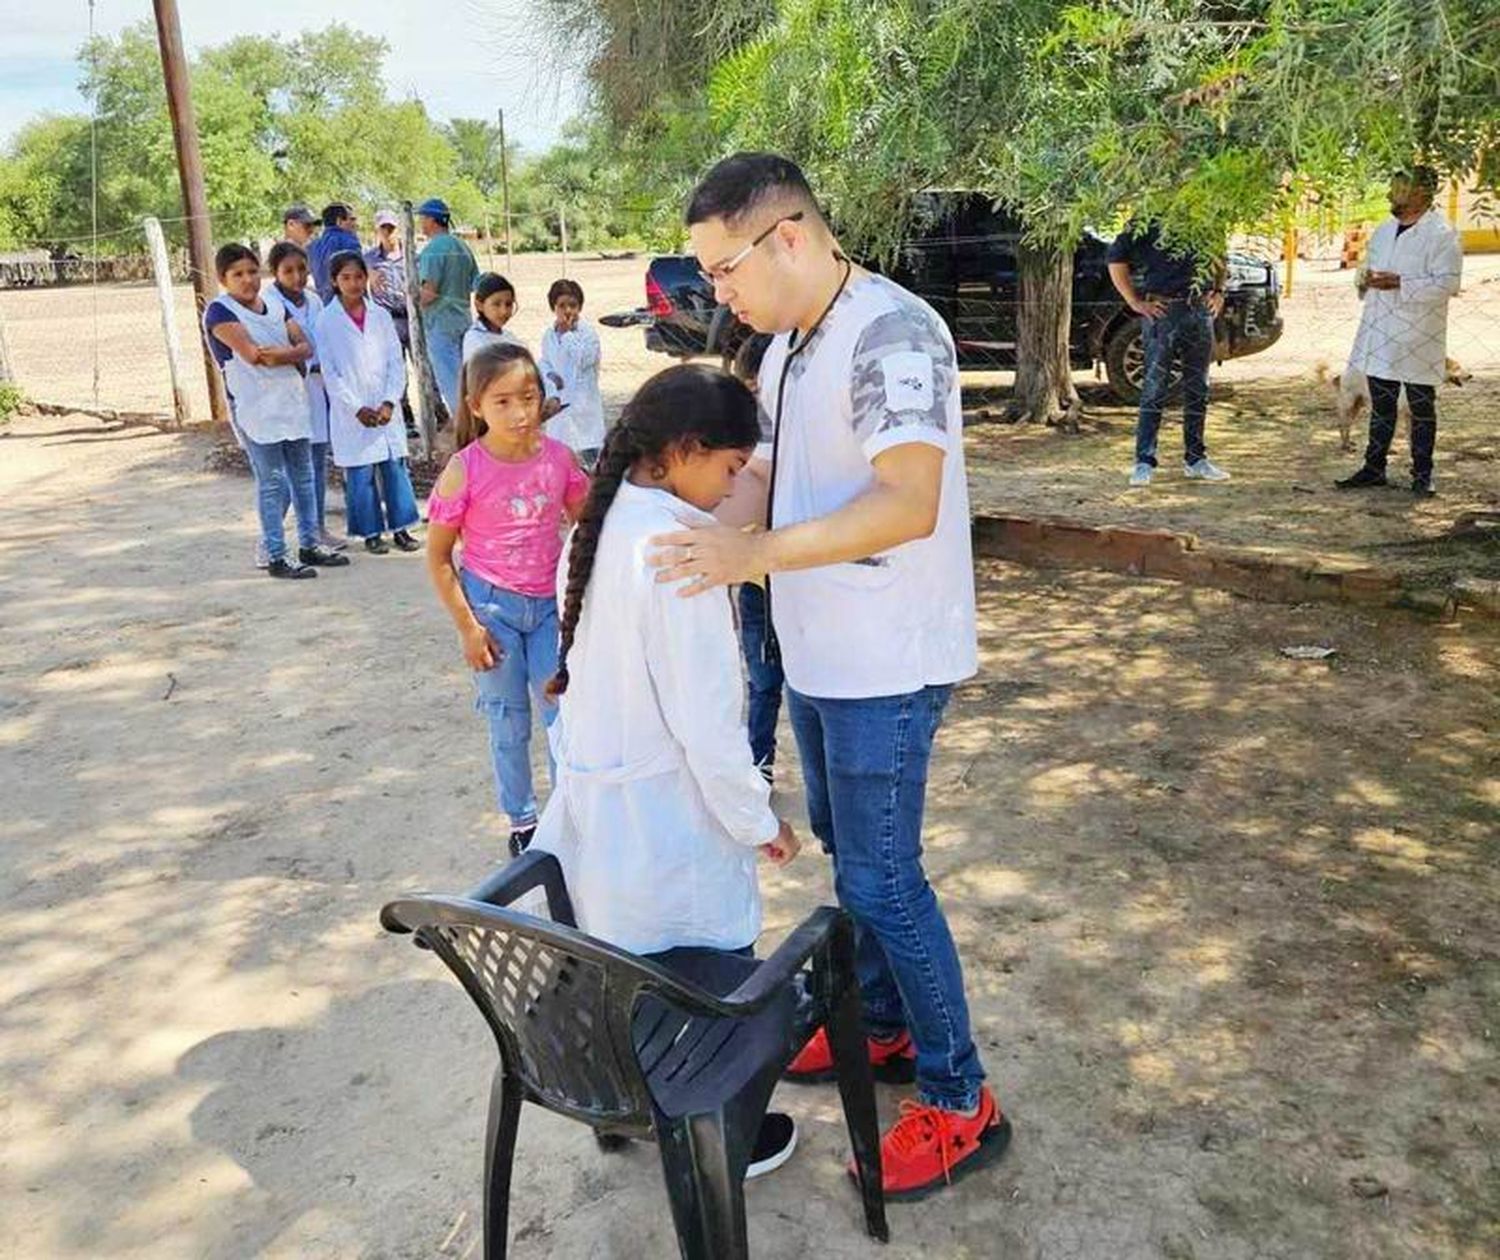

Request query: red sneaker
[
  {"left": 855, "top": 1088, "right": 1012, "bottom": 1201},
  {"left": 784, "top": 1026, "right": 917, "bottom": 1084}
]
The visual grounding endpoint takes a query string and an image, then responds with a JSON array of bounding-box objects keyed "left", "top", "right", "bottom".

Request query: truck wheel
[{"left": 1103, "top": 320, "right": 1183, "bottom": 406}]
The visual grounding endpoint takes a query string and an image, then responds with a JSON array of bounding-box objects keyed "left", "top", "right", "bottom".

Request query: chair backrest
[{"left": 383, "top": 894, "right": 714, "bottom": 1130}]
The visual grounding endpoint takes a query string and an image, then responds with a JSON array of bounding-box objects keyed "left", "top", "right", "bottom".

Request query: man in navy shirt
[
  {"left": 1107, "top": 223, "right": 1230, "bottom": 487},
  {"left": 307, "top": 203, "right": 362, "bottom": 304}
]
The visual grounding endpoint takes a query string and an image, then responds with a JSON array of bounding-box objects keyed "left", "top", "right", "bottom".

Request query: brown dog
[{"left": 1314, "top": 356, "right": 1472, "bottom": 451}]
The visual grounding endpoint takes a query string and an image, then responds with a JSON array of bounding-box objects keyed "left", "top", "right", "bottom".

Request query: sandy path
[{"left": 1, "top": 412, "right": 1496, "bottom": 1259}]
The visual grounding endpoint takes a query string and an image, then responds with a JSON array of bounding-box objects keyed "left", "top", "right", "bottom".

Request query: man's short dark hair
[
  {"left": 1394, "top": 166, "right": 1440, "bottom": 195},
  {"left": 322, "top": 202, "right": 353, "bottom": 227},
  {"left": 686, "top": 152, "right": 819, "bottom": 228}
]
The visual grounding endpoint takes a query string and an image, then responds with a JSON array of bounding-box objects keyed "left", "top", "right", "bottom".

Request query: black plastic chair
[{"left": 380, "top": 850, "right": 888, "bottom": 1259}]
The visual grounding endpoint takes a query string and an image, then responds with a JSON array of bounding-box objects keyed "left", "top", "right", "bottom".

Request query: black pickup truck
[{"left": 603, "top": 193, "right": 1283, "bottom": 403}]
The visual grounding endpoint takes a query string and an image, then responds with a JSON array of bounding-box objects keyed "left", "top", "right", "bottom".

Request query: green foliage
[
  {"left": 0, "top": 22, "right": 459, "bottom": 251},
  {"left": 547, "top": 0, "right": 1498, "bottom": 266},
  {"left": 0, "top": 381, "right": 23, "bottom": 423}
]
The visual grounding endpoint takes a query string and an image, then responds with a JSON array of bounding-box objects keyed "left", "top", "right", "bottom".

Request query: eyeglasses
[{"left": 698, "top": 211, "right": 804, "bottom": 285}]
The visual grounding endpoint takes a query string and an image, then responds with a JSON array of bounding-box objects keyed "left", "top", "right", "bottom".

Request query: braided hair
[{"left": 547, "top": 363, "right": 762, "bottom": 697}]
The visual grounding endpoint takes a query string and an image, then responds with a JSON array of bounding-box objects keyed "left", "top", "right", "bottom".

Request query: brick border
[{"left": 972, "top": 513, "right": 1495, "bottom": 621}]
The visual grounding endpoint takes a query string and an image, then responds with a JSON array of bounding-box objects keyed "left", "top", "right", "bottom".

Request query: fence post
[
  {"left": 559, "top": 204, "right": 570, "bottom": 277},
  {"left": 142, "top": 216, "right": 190, "bottom": 426},
  {"left": 0, "top": 305, "right": 14, "bottom": 385},
  {"left": 401, "top": 200, "right": 442, "bottom": 458}
]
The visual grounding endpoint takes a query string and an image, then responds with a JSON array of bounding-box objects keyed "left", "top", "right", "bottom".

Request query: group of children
[
  {"left": 462, "top": 272, "right": 606, "bottom": 465},
  {"left": 209, "top": 230, "right": 812, "bottom": 1174},
  {"left": 210, "top": 227, "right": 789, "bottom": 993},
  {"left": 208, "top": 240, "right": 606, "bottom": 579}
]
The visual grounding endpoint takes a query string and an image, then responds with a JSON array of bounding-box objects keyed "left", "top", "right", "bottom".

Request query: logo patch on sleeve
[{"left": 880, "top": 351, "right": 934, "bottom": 413}]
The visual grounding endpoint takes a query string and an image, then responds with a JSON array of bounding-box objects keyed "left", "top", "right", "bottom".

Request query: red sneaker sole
[
  {"left": 878, "top": 1113, "right": 1014, "bottom": 1203},
  {"left": 783, "top": 1054, "right": 918, "bottom": 1086}
]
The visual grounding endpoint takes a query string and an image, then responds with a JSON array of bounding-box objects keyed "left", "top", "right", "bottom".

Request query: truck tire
[{"left": 1103, "top": 319, "right": 1182, "bottom": 406}]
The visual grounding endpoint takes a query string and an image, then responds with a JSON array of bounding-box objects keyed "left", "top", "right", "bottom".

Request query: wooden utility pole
[
  {"left": 497, "top": 108, "right": 515, "bottom": 273},
  {"left": 151, "top": 0, "right": 224, "bottom": 422},
  {"left": 401, "top": 201, "right": 443, "bottom": 456}
]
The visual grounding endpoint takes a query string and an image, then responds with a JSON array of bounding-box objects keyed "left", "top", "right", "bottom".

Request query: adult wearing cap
[
  {"left": 365, "top": 211, "right": 417, "bottom": 437},
  {"left": 308, "top": 202, "right": 362, "bottom": 305},
  {"left": 281, "top": 205, "right": 319, "bottom": 249},
  {"left": 415, "top": 197, "right": 479, "bottom": 418}
]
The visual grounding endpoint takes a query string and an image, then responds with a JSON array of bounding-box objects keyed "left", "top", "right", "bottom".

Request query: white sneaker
[
  {"left": 1184, "top": 458, "right": 1231, "bottom": 482},
  {"left": 1128, "top": 462, "right": 1154, "bottom": 487},
  {"left": 318, "top": 528, "right": 349, "bottom": 551},
  {"left": 254, "top": 540, "right": 271, "bottom": 569},
  {"left": 745, "top": 1112, "right": 797, "bottom": 1180}
]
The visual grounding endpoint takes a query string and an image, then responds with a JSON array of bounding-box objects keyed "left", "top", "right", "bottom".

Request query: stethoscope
[{"left": 760, "top": 254, "right": 854, "bottom": 665}]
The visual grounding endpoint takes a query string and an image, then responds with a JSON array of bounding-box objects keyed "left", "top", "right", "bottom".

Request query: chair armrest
[
  {"left": 380, "top": 851, "right": 577, "bottom": 935},
  {"left": 465, "top": 850, "right": 578, "bottom": 926},
  {"left": 715, "top": 906, "right": 847, "bottom": 1014}
]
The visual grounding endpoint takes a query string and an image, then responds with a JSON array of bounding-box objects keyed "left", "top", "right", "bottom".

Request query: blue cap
[{"left": 416, "top": 198, "right": 451, "bottom": 222}]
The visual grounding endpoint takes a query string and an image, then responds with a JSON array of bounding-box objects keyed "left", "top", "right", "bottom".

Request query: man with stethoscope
[{"left": 650, "top": 153, "right": 1011, "bottom": 1202}]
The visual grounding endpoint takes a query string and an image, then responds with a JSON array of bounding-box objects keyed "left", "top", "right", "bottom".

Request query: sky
[{"left": 0, "top": 2, "right": 586, "bottom": 153}]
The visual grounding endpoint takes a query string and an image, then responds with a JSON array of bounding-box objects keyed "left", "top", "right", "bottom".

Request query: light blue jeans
[
  {"left": 461, "top": 570, "right": 560, "bottom": 828},
  {"left": 426, "top": 325, "right": 465, "bottom": 418},
  {"left": 788, "top": 684, "right": 986, "bottom": 1112},
  {"left": 243, "top": 437, "right": 318, "bottom": 562}
]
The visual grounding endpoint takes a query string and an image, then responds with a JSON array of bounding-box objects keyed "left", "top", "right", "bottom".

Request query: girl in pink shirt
[{"left": 427, "top": 342, "right": 590, "bottom": 854}]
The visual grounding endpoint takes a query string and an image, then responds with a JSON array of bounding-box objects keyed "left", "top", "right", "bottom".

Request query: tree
[
  {"left": 706, "top": 0, "right": 1498, "bottom": 424},
  {"left": 0, "top": 22, "right": 464, "bottom": 251},
  {"left": 0, "top": 117, "right": 93, "bottom": 249}
]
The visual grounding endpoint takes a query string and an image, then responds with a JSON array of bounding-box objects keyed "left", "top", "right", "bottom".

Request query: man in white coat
[{"left": 1336, "top": 167, "right": 1463, "bottom": 496}]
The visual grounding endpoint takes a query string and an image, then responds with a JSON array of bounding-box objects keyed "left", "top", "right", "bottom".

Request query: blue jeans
[
  {"left": 310, "top": 441, "right": 329, "bottom": 530},
  {"left": 736, "top": 584, "right": 784, "bottom": 769},
  {"left": 427, "top": 325, "right": 465, "bottom": 418},
  {"left": 461, "top": 571, "right": 560, "bottom": 828},
  {"left": 787, "top": 685, "right": 985, "bottom": 1112},
  {"left": 344, "top": 458, "right": 419, "bottom": 538},
  {"left": 1135, "top": 303, "right": 1212, "bottom": 468},
  {"left": 244, "top": 437, "right": 318, "bottom": 562}
]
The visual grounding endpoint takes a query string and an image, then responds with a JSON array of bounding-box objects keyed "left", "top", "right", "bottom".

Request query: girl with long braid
[
  {"left": 533, "top": 363, "right": 800, "bottom": 960},
  {"left": 532, "top": 363, "right": 804, "bottom": 1178},
  {"left": 426, "top": 342, "right": 590, "bottom": 857}
]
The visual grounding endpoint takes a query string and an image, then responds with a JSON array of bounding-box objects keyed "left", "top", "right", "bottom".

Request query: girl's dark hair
[
  {"left": 327, "top": 249, "right": 367, "bottom": 283},
  {"left": 267, "top": 240, "right": 308, "bottom": 273},
  {"left": 547, "top": 278, "right": 585, "bottom": 309},
  {"left": 454, "top": 341, "right": 546, "bottom": 448},
  {"left": 214, "top": 242, "right": 258, "bottom": 278},
  {"left": 731, "top": 333, "right": 773, "bottom": 386},
  {"left": 473, "top": 273, "right": 517, "bottom": 329},
  {"left": 548, "top": 363, "right": 760, "bottom": 697}
]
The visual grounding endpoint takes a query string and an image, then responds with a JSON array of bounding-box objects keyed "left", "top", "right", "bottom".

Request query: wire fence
[{"left": 0, "top": 210, "right": 1495, "bottom": 445}]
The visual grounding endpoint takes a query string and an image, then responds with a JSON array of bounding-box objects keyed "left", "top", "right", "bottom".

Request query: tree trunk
[{"left": 1006, "top": 241, "right": 1082, "bottom": 430}]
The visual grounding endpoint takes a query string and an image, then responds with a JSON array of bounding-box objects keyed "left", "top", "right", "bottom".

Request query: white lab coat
[
  {"left": 263, "top": 283, "right": 328, "bottom": 443},
  {"left": 1348, "top": 210, "right": 1463, "bottom": 386},
  {"left": 461, "top": 320, "right": 526, "bottom": 366},
  {"left": 532, "top": 481, "right": 777, "bottom": 956},
  {"left": 539, "top": 321, "right": 606, "bottom": 453},
  {"left": 315, "top": 298, "right": 408, "bottom": 467}
]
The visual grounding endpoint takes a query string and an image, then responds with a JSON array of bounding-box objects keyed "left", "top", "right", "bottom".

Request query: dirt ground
[
  {"left": 2, "top": 408, "right": 1497, "bottom": 1259},
  {"left": 956, "top": 255, "right": 1500, "bottom": 587}
]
